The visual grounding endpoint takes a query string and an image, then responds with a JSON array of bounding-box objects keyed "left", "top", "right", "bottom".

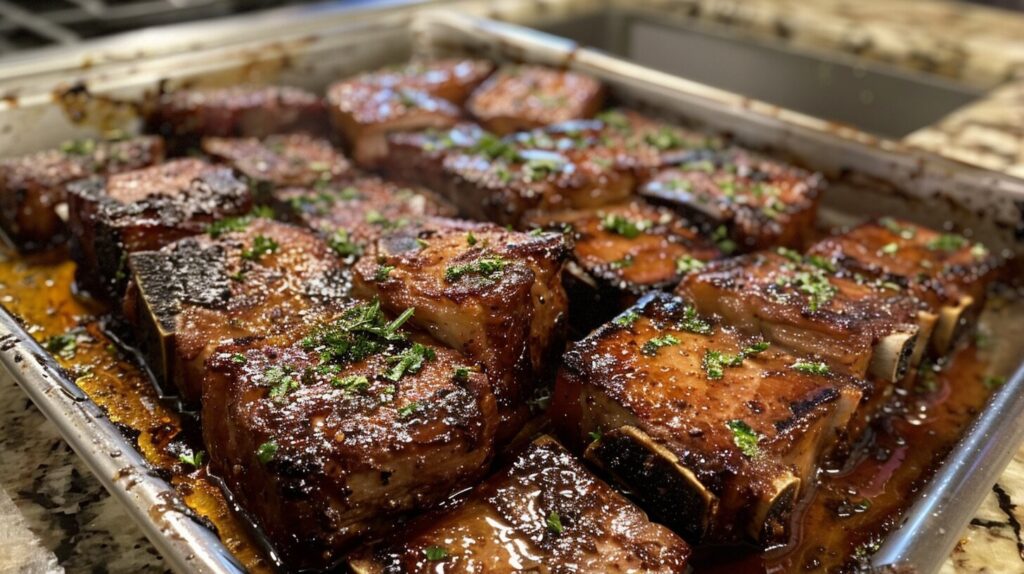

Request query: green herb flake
[
  {"left": 261, "top": 365, "right": 299, "bottom": 400},
  {"left": 332, "top": 374, "right": 370, "bottom": 394},
  {"left": 790, "top": 360, "right": 831, "bottom": 376},
  {"left": 45, "top": 330, "right": 85, "bottom": 360},
  {"left": 776, "top": 247, "right": 802, "bottom": 263},
  {"left": 452, "top": 365, "right": 472, "bottom": 382},
  {"left": 466, "top": 232, "right": 477, "bottom": 246},
  {"left": 444, "top": 257, "right": 508, "bottom": 282},
  {"left": 328, "top": 229, "right": 362, "bottom": 259},
  {"left": 702, "top": 349, "right": 743, "bottom": 380},
  {"left": 397, "top": 401, "right": 423, "bottom": 418},
  {"left": 879, "top": 217, "right": 916, "bottom": 240},
  {"left": 588, "top": 428, "right": 602, "bottom": 443},
  {"left": 676, "top": 255, "right": 705, "bottom": 275},
  {"left": 711, "top": 225, "right": 737, "bottom": 255},
  {"left": 970, "top": 243, "right": 990, "bottom": 259},
  {"left": 609, "top": 255, "right": 634, "bottom": 270},
  {"left": 546, "top": 511, "right": 564, "bottom": 534},
  {"left": 927, "top": 233, "right": 968, "bottom": 252},
  {"left": 178, "top": 450, "right": 205, "bottom": 468},
  {"left": 644, "top": 127, "right": 684, "bottom": 150},
  {"left": 523, "top": 156, "right": 567, "bottom": 182},
  {"left": 726, "top": 419, "right": 761, "bottom": 458},
  {"left": 984, "top": 375, "right": 1006, "bottom": 390},
  {"left": 880, "top": 242, "right": 899, "bottom": 256},
  {"left": 678, "top": 306, "right": 712, "bottom": 336},
  {"left": 256, "top": 441, "right": 278, "bottom": 464},
  {"left": 61, "top": 138, "right": 97, "bottom": 156},
  {"left": 374, "top": 264, "right": 395, "bottom": 282},
  {"left": 241, "top": 235, "right": 280, "bottom": 262},
  {"left": 600, "top": 213, "right": 651, "bottom": 239},
  {"left": 229, "top": 353, "right": 247, "bottom": 364},
  {"left": 472, "top": 133, "right": 518, "bottom": 162},
  {"left": 424, "top": 546, "right": 448, "bottom": 561},
  {"left": 386, "top": 343, "right": 436, "bottom": 382},
  {"left": 641, "top": 334, "right": 680, "bottom": 356},
  {"left": 612, "top": 310, "right": 640, "bottom": 328},
  {"left": 597, "top": 110, "right": 631, "bottom": 131}
]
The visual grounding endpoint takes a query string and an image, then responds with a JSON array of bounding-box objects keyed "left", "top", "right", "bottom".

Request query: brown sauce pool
[{"left": 0, "top": 246, "right": 1012, "bottom": 573}]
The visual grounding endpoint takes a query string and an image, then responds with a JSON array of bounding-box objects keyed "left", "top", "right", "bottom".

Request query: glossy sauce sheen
[{"left": 1, "top": 244, "right": 1009, "bottom": 573}]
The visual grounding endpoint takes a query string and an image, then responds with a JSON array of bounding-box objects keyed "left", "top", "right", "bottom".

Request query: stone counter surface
[{"left": 2, "top": 0, "right": 1024, "bottom": 573}]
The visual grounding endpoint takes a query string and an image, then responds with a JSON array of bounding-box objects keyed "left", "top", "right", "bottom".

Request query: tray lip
[{"left": 0, "top": 4, "right": 1022, "bottom": 574}]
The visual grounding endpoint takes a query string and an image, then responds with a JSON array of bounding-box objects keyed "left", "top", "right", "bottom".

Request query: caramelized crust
[
  {"left": 466, "top": 66, "right": 605, "bottom": 135},
  {"left": 350, "top": 436, "right": 691, "bottom": 573},
  {"left": 676, "top": 250, "right": 923, "bottom": 381},
  {"left": 201, "top": 134, "right": 351, "bottom": 195},
  {"left": 381, "top": 123, "right": 489, "bottom": 194},
  {"left": 67, "top": 158, "right": 251, "bottom": 298},
  {"left": 551, "top": 292, "right": 864, "bottom": 545},
  {"left": 352, "top": 218, "right": 569, "bottom": 442},
  {"left": 122, "top": 218, "right": 350, "bottom": 402},
  {"left": 146, "top": 85, "right": 327, "bottom": 151},
  {"left": 202, "top": 314, "right": 497, "bottom": 570},
  {"left": 275, "top": 175, "right": 456, "bottom": 251},
  {"left": 0, "top": 136, "right": 164, "bottom": 249},
  {"left": 525, "top": 200, "right": 720, "bottom": 329},
  {"left": 641, "top": 149, "right": 822, "bottom": 251}
]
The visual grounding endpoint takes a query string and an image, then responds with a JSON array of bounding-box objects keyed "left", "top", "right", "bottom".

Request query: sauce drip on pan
[{"left": 0, "top": 246, "right": 1014, "bottom": 572}]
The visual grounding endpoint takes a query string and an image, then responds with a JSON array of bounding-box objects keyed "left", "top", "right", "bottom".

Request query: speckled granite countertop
[{"left": 2, "top": 1, "right": 1024, "bottom": 573}]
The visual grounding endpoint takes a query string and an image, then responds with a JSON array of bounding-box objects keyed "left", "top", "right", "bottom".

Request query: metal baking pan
[{"left": 0, "top": 4, "right": 1022, "bottom": 574}]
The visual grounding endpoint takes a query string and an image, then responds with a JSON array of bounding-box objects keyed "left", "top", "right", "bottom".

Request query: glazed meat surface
[
  {"left": 123, "top": 217, "right": 350, "bottom": 402},
  {"left": 145, "top": 85, "right": 327, "bottom": 151},
  {"left": 676, "top": 249, "right": 925, "bottom": 382},
  {"left": 349, "top": 435, "right": 691, "bottom": 574},
  {"left": 202, "top": 300, "right": 497, "bottom": 569},
  {"left": 352, "top": 218, "right": 569, "bottom": 442},
  {"left": 359, "top": 59, "right": 494, "bottom": 105},
  {"left": 0, "top": 136, "right": 164, "bottom": 249},
  {"left": 551, "top": 292, "right": 865, "bottom": 545},
  {"left": 201, "top": 134, "right": 352, "bottom": 194},
  {"left": 808, "top": 218, "right": 1003, "bottom": 353},
  {"left": 525, "top": 200, "right": 720, "bottom": 329},
  {"left": 641, "top": 149, "right": 822, "bottom": 251},
  {"left": 67, "top": 158, "right": 251, "bottom": 298},
  {"left": 466, "top": 65, "right": 605, "bottom": 135},
  {"left": 275, "top": 175, "right": 456, "bottom": 253}
]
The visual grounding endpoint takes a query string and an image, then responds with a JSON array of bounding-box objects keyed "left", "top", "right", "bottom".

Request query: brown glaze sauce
[{"left": 0, "top": 244, "right": 1012, "bottom": 573}]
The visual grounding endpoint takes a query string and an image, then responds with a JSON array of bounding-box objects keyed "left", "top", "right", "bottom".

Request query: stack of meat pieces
[{"left": 0, "top": 57, "right": 1006, "bottom": 573}]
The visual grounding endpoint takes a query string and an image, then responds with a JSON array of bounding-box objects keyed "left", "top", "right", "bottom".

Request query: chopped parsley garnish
[
  {"left": 466, "top": 232, "right": 477, "bottom": 246},
  {"left": 261, "top": 365, "right": 299, "bottom": 400},
  {"left": 546, "top": 511, "right": 564, "bottom": 534},
  {"left": 880, "top": 242, "right": 899, "bottom": 256},
  {"left": 805, "top": 254, "right": 837, "bottom": 273},
  {"left": 229, "top": 353, "right": 247, "bottom": 364},
  {"left": 609, "top": 255, "right": 634, "bottom": 269},
  {"left": 588, "top": 428, "right": 603, "bottom": 443},
  {"left": 178, "top": 450, "right": 205, "bottom": 468},
  {"left": 61, "top": 138, "right": 97, "bottom": 155},
  {"left": 776, "top": 247, "right": 802, "bottom": 263},
  {"left": 641, "top": 334, "right": 680, "bottom": 356},
  {"left": 702, "top": 341, "right": 768, "bottom": 380},
  {"left": 328, "top": 229, "right": 362, "bottom": 259},
  {"left": 424, "top": 546, "right": 448, "bottom": 561},
  {"left": 676, "top": 255, "right": 706, "bottom": 275},
  {"left": 397, "top": 401, "right": 422, "bottom": 418},
  {"left": 301, "top": 301, "right": 414, "bottom": 366},
  {"left": 45, "top": 329, "right": 86, "bottom": 360},
  {"left": 241, "top": 235, "right": 279, "bottom": 262},
  {"left": 879, "top": 217, "right": 916, "bottom": 240},
  {"left": 600, "top": 213, "right": 651, "bottom": 238},
  {"left": 613, "top": 310, "right": 640, "bottom": 328},
  {"left": 385, "top": 343, "right": 436, "bottom": 382},
  {"left": 677, "top": 306, "right": 712, "bottom": 335},
  {"left": 644, "top": 127, "right": 684, "bottom": 150},
  {"left": 970, "top": 243, "right": 989, "bottom": 259},
  {"left": 596, "top": 110, "right": 631, "bottom": 131},
  {"left": 726, "top": 420, "right": 761, "bottom": 458},
  {"left": 207, "top": 207, "right": 274, "bottom": 238},
  {"left": 374, "top": 264, "right": 395, "bottom": 282},
  {"left": 790, "top": 360, "right": 831, "bottom": 376},
  {"left": 256, "top": 441, "right": 278, "bottom": 464},
  {"left": 984, "top": 375, "right": 1006, "bottom": 390},
  {"left": 452, "top": 365, "right": 472, "bottom": 382},
  {"left": 743, "top": 341, "right": 770, "bottom": 356},
  {"left": 332, "top": 374, "right": 369, "bottom": 394},
  {"left": 523, "top": 156, "right": 567, "bottom": 182},
  {"left": 777, "top": 269, "right": 837, "bottom": 313},
  {"left": 365, "top": 210, "right": 407, "bottom": 231},
  {"left": 927, "top": 233, "right": 969, "bottom": 252},
  {"left": 444, "top": 257, "right": 508, "bottom": 282},
  {"left": 472, "top": 133, "right": 518, "bottom": 162},
  {"left": 711, "top": 225, "right": 736, "bottom": 255}
]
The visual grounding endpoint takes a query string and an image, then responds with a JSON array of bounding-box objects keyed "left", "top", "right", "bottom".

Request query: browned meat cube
[
  {"left": 351, "top": 218, "right": 569, "bottom": 443},
  {"left": 676, "top": 249, "right": 928, "bottom": 383},
  {"left": 641, "top": 149, "right": 823, "bottom": 251},
  {"left": 274, "top": 176, "right": 456, "bottom": 258},
  {"left": 145, "top": 85, "right": 327, "bottom": 152},
  {"left": 202, "top": 300, "right": 497, "bottom": 570},
  {"left": 122, "top": 218, "right": 350, "bottom": 402},
  {"left": 67, "top": 158, "right": 251, "bottom": 299},
  {"left": 327, "top": 78, "right": 464, "bottom": 168},
  {"left": 466, "top": 65, "right": 605, "bottom": 135},
  {"left": 361, "top": 59, "right": 494, "bottom": 104},
  {"left": 0, "top": 136, "right": 164, "bottom": 249},
  {"left": 551, "top": 292, "right": 865, "bottom": 546},
  {"left": 525, "top": 200, "right": 720, "bottom": 330},
  {"left": 381, "top": 123, "right": 489, "bottom": 194},
  {"left": 349, "top": 435, "right": 691, "bottom": 573},
  {"left": 201, "top": 134, "right": 351, "bottom": 196},
  {"left": 807, "top": 218, "right": 1004, "bottom": 353}
]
